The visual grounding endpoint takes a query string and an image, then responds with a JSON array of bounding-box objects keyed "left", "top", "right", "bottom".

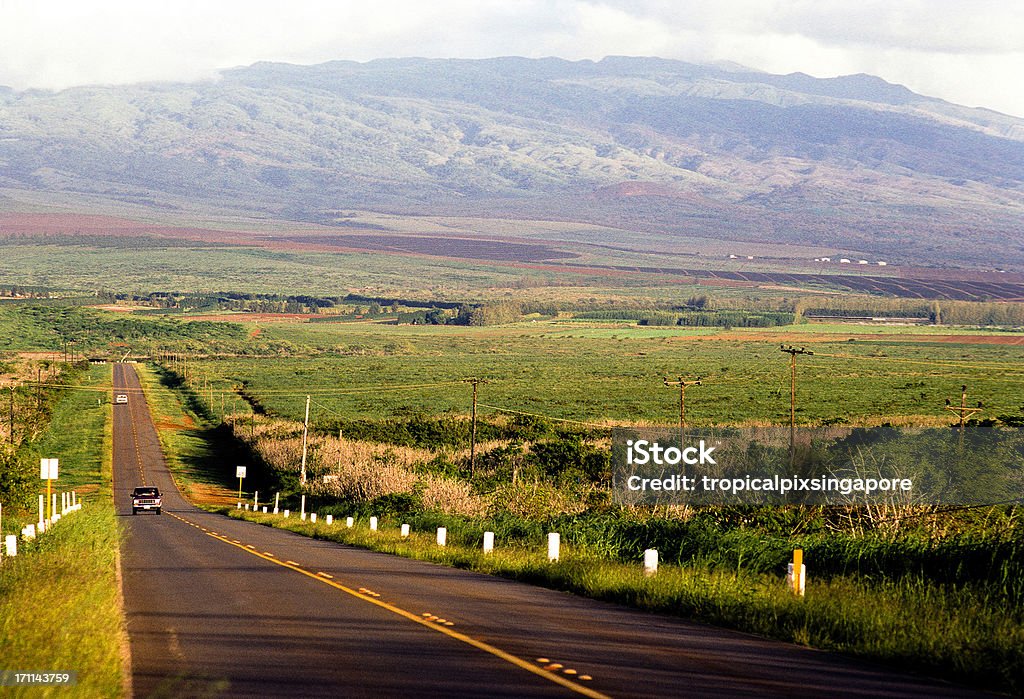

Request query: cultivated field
[{"left": 177, "top": 320, "right": 1024, "bottom": 427}]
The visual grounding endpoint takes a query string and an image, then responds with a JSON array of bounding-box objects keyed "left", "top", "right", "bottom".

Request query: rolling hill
[{"left": 1, "top": 56, "right": 1022, "bottom": 269}]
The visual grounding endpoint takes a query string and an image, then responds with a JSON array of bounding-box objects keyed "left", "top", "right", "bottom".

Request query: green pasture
[{"left": 179, "top": 320, "right": 1024, "bottom": 427}]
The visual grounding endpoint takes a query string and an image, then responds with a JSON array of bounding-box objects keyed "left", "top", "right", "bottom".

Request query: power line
[{"left": 475, "top": 403, "right": 610, "bottom": 430}]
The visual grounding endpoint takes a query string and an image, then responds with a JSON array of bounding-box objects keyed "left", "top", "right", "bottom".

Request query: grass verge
[
  {"left": 0, "top": 364, "right": 126, "bottom": 697},
  {"left": 0, "top": 505, "right": 125, "bottom": 698},
  {"left": 220, "top": 508, "right": 1023, "bottom": 696},
  {"left": 133, "top": 364, "right": 243, "bottom": 506}
]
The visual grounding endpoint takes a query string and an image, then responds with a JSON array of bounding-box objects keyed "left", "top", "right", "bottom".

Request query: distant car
[
  {"left": 115, "top": 394, "right": 128, "bottom": 404},
  {"left": 131, "top": 486, "right": 162, "bottom": 515}
]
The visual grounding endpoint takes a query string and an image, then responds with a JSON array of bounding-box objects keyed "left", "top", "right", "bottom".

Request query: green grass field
[{"left": 176, "top": 320, "right": 1024, "bottom": 428}]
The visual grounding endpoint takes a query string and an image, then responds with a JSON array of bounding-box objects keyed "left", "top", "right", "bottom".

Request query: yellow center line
[{"left": 170, "top": 514, "right": 610, "bottom": 699}]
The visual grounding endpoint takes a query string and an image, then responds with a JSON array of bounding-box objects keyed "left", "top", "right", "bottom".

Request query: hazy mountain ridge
[{"left": 0, "top": 56, "right": 1022, "bottom": 267}]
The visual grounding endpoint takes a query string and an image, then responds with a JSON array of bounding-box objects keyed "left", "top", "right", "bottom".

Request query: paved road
[{"left": 114, "top": 363, "right": 987, "bottom": 698}]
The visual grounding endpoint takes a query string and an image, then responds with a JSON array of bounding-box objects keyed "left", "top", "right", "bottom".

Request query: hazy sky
[{"left": 1, "top": 1, "right": 1022, "bottom": 117}]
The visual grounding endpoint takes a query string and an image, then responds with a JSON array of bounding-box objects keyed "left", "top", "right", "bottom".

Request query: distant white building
[
  {"left": 820, "top": 257, "right": 831, "bottom": 262},
  {"left": 839, "top": 258, "right": 851, "bottom": 264},
  {"left": 877, "top": 261, "right": 888, "bottom": 266},
  {"left": 858, "top": 260, "right": 869, "bottom": 264}
]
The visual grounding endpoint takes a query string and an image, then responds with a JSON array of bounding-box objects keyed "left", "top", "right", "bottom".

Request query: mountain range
[{"left": 1, "top": 56, "right": 1023, "bottom": 269}]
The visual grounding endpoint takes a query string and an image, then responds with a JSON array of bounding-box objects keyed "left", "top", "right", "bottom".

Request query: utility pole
[
  {"left": 945, "top": 384, "right": 983, "bottom": 433},
  {"left": 465, "top": 378, "right": 489, "bottom": 478},
  {"left": 299, "top": 395, "right": 311, "bottom": 485},
  {"left": 342, "top": 423, "right": 350, "bottom": 472},
  {"left": 663, "top": 376, "right": 701, "bottom": 450},
  {"left": 780, "top": 345, "right": 813, "bottom": 467}
]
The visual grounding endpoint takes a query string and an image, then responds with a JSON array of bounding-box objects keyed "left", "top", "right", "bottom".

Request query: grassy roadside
[
  {"left": 220, "top": 508, "right": 1023, "bottom": 695},
  {"left": 0, "top": 365, "right": 126, "bottom": 698},
  {"left": 133, "top": 363, "right": 242, "bottom": 506}
]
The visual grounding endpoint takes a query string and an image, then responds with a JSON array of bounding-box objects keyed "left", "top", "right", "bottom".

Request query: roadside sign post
[
  {"left": 236, "top": 466, "right": 247, "bottom": 499},
  {"left": 40, "top": 459, "right": 58, "bottom": 522},
  {"left": 788, "top": 548, "right": 806, "bottom": 597}
]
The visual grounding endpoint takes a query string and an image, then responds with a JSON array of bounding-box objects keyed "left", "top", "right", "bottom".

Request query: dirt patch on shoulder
[
  {"left": 185, "top": 481, "right": 239, "bottom": 507},
  {"left": 154, "top": 416, "right": 196, "bottom": 431}
]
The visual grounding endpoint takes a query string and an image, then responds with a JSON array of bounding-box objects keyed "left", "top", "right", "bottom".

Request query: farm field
[
  {"left": 177, "top": 320, "right": 1024, "bottom": 427},
  {"left": 4, "top": 211, "right": 1024, "bottom": 302}
]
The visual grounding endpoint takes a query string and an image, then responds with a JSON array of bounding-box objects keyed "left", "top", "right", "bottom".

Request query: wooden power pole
[
  {"left": 945, "top": 384, "right": 983, "bottom": 431},
  {"left": 465, "top": 378, "right": 489, "bottom": 478},
  {"left": 663, "top": 376, "right": 701, "bottom": 450},
  {"left": 780, "top": 345, "right": 814, "bottom": 467}
]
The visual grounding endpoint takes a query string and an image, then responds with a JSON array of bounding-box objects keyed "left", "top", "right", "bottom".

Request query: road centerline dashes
[{"left": 167, "top": 512, "right": 610, "bottom": 699}]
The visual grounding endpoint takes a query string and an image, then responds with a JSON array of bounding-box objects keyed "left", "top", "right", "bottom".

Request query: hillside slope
[{"left": 1, "top": 57, "right": 1022, "bottom": 268}]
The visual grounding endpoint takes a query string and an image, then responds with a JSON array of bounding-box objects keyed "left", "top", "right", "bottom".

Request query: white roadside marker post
[
  {"left": 547, "top": 532, "right": 560, "bottom": 562},
  {"left": 310, "top": 513, "right": 317, "bottom": 523},
  {"left": 401, "top": 524, "right": 410, "bottom": 538},
  {"left": 643, "top": 548, "right": 659, "bottom": 576},
  {"left": 300, "top": 495, "right": 306, "bottom": 521},
  {"left": 4, "top": 535, "right": 16, "bottom": 557},
  {"left": 483, "top": 531, "right": 494, "bottom": 554},
  {"left": 326, "top": 515, "right": 333, "bottom": 525},
  {"left": 346, "top": 516, "right": 354, "bottom": 528},
  {"left": 274, "top": 492, "right": 280, "bottom": 514},
  {"left": 436, "top": 527, "right": 447, "bottom": 547},
  {"left": 369, "top": 516, "right": 378, "bottom": 531}
]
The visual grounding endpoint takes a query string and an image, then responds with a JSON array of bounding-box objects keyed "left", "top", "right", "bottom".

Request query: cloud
[{"left": 0, "top": 0, "right": 1021, "bottom": 116}]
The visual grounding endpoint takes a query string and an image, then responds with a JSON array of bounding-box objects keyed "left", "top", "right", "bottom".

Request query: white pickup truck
[{"left": 131, "top": 486, "right": 162, "bottom": 515}]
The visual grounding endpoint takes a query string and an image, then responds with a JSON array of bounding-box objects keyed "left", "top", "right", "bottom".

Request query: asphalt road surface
[{"left": 113, "top": 363, "right": 989, "bottom": 698}]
